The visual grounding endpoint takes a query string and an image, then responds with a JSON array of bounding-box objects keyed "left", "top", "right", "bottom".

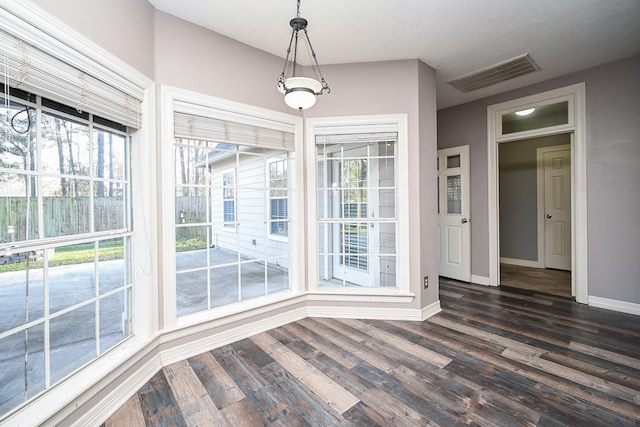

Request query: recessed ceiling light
[{"left": 515, "top": 108, "right": 535, "bottom": 116}]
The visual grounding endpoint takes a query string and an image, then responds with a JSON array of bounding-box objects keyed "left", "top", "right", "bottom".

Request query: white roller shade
[
  {"left": 174, "top": 111, "right": 295, "bottom": 151},
  {"left": 0, "top": 25, "right": 144, "bottom": 129}
]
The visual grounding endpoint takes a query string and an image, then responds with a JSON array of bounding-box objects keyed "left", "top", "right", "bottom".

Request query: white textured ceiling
[{"left": 147, "top": 0, "right": 640, "bottom": 109}]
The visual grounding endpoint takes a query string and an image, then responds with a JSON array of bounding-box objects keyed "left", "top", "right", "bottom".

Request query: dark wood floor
[
  {"left": 500, "top": 263, "right": 572, "bottom": 297},
  {"left": 105, "top": 279, "right": 640, "bottom": 426}
]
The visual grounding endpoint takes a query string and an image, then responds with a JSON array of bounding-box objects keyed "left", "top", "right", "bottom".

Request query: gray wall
[
  {"left": 438, "top": 55, "right": 640, "bottom": 304},
  {"left": 498, "top": 134, "right": 570, "bottom": 261}
]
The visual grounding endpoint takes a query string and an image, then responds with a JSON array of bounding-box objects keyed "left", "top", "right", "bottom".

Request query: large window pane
[
  {"left": 99, "top": 238, "right": 127, "bottom": 295},
  {"left": 0, "top": 264, "right": 45, "bottom": 334},
  {"left": 41, "top": 113, "right": 90, "bottom": 177},
  {"left": 48, "top": 243, "right": 96, "bottom": 313},
  {"left": 174, "top": 135, "right": 292, "bottom": 317},
  {"left": 50, "top": 306, "right": 96, "bottom": 384},
  {"left": 100, "top": 288, "right": 131, "bottom": 353},
  {"left": 42, "top": 177, "right": 91, "bottom": 238},
  {"left": 0, "top": 323, "right": 45, "bottom": 416}
]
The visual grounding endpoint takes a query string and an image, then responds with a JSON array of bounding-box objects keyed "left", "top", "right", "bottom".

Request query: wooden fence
[
  {"left": 0, "top": 197, "right": 124, "bottom": 243},
  {"left": 0, "top": 197, "right": 209, "bottom": 243}
]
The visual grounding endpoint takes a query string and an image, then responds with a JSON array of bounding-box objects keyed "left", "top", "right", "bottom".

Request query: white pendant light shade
[{"left": 279, "top": 77, "right": 323, "bottom": 110}]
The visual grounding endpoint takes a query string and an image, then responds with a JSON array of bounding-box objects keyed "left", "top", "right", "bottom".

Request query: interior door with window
[{"left": 438, "top": 145, "right": 471, "bottom": 282}]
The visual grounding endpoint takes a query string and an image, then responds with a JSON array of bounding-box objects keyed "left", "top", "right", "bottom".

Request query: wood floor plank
[
  {"left": 429, "top": 315, "right": 542, "bottom": 357},
  {"left": 211, "top": 345, "right": 289, "bottom": 422},
  {"left": 105, "top": 393, "right": 145, "bottom": 427},
  {"left": 163, "top": 359, "right": 230, "bottom": 426},
  {"left": 219, "top": 399, "right": 267, "bottom": 427},
  {"left": 137, "top": 370, "right": 188, "bottom": 427},
  {"left": 302, "top": 317, "right": 397, "bottom": 372},
  {"left": 251, "top": 331, "right": 360, "bottom": 414},
  {"left": 502, "top": 348, "right": 640, "bottom": 406},
  {"left": 258, "top": 361, "right": 347, "bottom": 426},
  {"left": 308, "top": 351, "right": 434, "bottom": 426},
  {"left": 188, "top": 351, "right": 245, "bottom": 410},
  {"left": 281, "top": 322, "right": 359, "bottom": 369},
  {"left": 340, "top": 318, "right": 452, "bottom": 368},
  {"left": 569, "top": 341, "right": 640, "bottom": 370}
]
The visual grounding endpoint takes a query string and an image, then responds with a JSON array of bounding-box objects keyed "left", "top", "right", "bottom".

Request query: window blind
[
  {"left": 315, "top": 130, "right": 398, "bottom": 145},
  {"left": 0, "top": 28, "right": 144, "bottom": 129},
  {"left": 174, "top": 111, "right": 295, "bottom": 151}
]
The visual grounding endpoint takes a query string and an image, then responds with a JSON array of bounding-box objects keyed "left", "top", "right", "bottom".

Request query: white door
[
  {"left": 543, "top": 147, "right": 571, "bottom": 270},
  {"left": 438, "top": 145, "right": 471, "bottom": 282}
]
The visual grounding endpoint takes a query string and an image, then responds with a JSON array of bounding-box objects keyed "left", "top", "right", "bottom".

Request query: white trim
[
  {"left": 161, "top": 307, "right": 308, "bottom": 366},
  {"left": 305, "top": 114, "right": 410, "bottom": 294},
  {"left": 588, "top": 297, "right": 640, "bottom": 316},
  {"left": 307, "top": 306, "right": 425, "bottom": 321},
  {"left": 500, "top": 257, "right": 543, "bottom": 268},
  {"left": 471, "top": 274, "right": 493, "bottom": 286},
  {"left": 421, "top": 300, "right": 443, "bottom": 320},
  {"left": 306, "top": 292, "right": 415, "bottom": 304},
  {"left": 487, "top": 83, "right": 588, "bottom": 303}
]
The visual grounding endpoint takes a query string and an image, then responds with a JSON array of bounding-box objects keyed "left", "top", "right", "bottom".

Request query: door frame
[{"left": 487, "top": 83, "right": 587, "bottom": 303}]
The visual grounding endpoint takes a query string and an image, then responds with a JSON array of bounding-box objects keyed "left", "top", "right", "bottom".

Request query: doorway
[
  {"left": 498, "top": 136, "right": 572, "bottom": 297},
  {"left": 487, "top": 83, "right": 587, "bottom": 303}
]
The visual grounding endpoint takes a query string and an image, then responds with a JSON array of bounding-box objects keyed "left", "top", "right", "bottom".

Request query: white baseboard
[
  {"left": 160, "top": 307, "right": 308, "bottom": 366},
  {"left": 588, "top": 296, "right": 640, "bottom": 316},
  {"left": 500, "top": 257, "right": 542, "bottom": 268},
  {"left": 307, "top": 305, "right": 425, "bottom": 321},
  {"left": 470, "top": 274, "right": 493, "bottom": 287},
  {"left": 421, "top": 300, "right": 442, "bottom": 320}
]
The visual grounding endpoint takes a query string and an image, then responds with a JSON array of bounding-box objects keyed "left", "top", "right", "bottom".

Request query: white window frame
[
  {"left": 306, "top": 114, "right": 412, "bottom": 300},
  {"left": 160, "top": 85, "right": 304, "bottom": 331},
  {"left": 268, "top": 157, "right": 289, "bottom": 242}
]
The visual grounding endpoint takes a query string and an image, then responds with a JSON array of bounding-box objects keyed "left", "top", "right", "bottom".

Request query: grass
[
  {"left": 0, "top": 241, "right": 124, "bottom": 273},
  {"left": 0, "top": 237, "right": 209, "bottom": 273}
]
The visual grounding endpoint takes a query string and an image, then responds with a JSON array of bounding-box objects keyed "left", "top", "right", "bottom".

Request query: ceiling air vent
[{"left": 447, "top": 54, "right": 540, "bottom": 93}]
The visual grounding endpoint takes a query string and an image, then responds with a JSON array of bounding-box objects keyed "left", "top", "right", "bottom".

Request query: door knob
[
  {"left": 546, "top": 213, "right": 552, "bottom": 219},
  {"left": 461, "top": 218, "right": 469, "bottom": 224}
]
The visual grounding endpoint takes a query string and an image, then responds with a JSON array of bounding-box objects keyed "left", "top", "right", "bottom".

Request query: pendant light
[{"left": 277, "top": 0, "right": 330, "bottom": 110}]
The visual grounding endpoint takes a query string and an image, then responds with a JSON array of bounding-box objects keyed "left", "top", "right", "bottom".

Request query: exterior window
[
  {"left": 222, "top": 170, "right": 236, "bottom": 229},
  {"left": 269, "top": 159, "right": 288, "bottom": 238},
  {"left": 316, "top": 132, "right": 398, "bottom": 288},
  {"left": 0, "top": 89, "right": 132, "bottom": 418},
  {"left": 174, "top": 137, "right": 292, "bottom": 317}
]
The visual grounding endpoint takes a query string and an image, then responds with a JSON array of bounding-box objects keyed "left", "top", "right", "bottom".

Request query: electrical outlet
[{"left": 423, "top": 275, "right": 429, "bottom": 289}]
